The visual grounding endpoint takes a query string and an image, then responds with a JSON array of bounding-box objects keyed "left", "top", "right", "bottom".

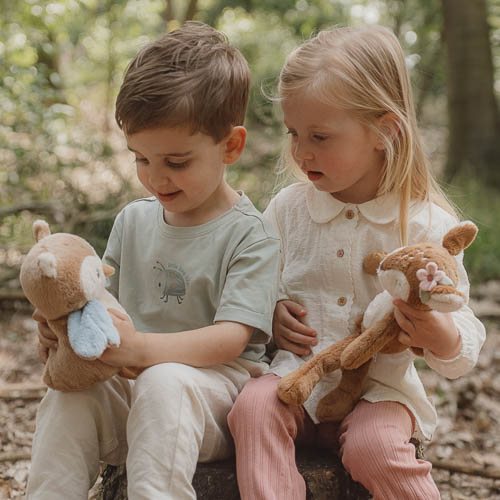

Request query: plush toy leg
[
  {"left": 316, "top": 361, "right": 371, "bottom": 423},
  {"left": 341, "top": 315, "right": 400, "bottom": 370},
  {"left": 277, "top": 333, "right": 358, "bottom": 406}
]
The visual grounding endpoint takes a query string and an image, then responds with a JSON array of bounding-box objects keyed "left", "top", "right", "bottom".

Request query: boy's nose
[{"left": 149, "top": 163, "right": 169, "bottom": 184}]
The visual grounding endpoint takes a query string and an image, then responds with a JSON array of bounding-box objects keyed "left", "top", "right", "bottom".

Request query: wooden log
[{"left": 97, "top": 447, "right": 371, "bottom": 500}]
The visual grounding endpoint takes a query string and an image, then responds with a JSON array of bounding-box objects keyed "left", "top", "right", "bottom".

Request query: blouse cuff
[{"left": 423, "top": 328, "right": 477, "bottom": 379}]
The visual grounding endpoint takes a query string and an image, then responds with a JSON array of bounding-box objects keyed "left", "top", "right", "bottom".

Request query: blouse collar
[{"left": 305, "top": 183, "right": 401, "bottom": 224}]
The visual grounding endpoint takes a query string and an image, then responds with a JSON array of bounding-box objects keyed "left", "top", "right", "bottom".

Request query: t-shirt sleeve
[
  {"left": 102, "top": 211, "right": 124, "bottom": 300},
  {"left": 214, "top": 235, "right": 280, "bottom": 343},
  {"left": 263, "top": 196, "right": 288, "bottom": 302}
]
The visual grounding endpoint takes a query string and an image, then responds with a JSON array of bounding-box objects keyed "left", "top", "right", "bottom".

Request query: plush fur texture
[
  {"left": 20, "top": 220, "right": 138, "bottom": 391},
  {"left": 277, "top": 221, "right": 478, "bottom": 423}
]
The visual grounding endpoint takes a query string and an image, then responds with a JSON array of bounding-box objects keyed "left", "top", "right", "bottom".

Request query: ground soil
[{"left": 1, "top": 284, "right": 500, "bottom": 499}]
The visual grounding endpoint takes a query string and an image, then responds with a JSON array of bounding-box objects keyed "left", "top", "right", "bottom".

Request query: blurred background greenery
[{"left": 1, "top": 0, "right": 499, "bottom": 291}]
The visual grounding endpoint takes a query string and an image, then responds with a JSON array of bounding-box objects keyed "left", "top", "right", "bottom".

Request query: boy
[{"left": 27, "top": 22, "right": 279, "bottom": 499}]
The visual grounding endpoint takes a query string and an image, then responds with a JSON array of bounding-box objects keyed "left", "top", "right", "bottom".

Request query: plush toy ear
[
  {"left": 442, "top": 221, "right": 478, "bottom": 256},
  {"left": 37, "top": 252, "right": 57, "bottom": 279},
  {"left": 33, "top": 220, "right": 51, "bottom": 242},
  {"left": 363, "top": 252, "right": 387, "bottom": 275}
]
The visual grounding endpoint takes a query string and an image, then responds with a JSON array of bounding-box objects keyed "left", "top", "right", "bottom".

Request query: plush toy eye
[{"left": 96, "top": 269, "right": 101, "bottom": 278}]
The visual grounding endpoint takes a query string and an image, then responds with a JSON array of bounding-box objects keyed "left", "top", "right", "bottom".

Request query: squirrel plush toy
[
  {"left": 277, "top": 221, "right": 478, "bottom": 423},
  {"left": 20, "top": 220, "right": 138, "bottom": 392}
]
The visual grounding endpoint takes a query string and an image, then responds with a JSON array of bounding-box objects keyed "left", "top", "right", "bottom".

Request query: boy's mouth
[{"left": 157, "top": 191, "right": 181, "bottom": 202}]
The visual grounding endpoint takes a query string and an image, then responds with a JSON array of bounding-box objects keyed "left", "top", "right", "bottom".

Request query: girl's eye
[
  {"left": 312, "top": 134, "right": 328, "bottom": 142},
  {"left": 165, "top": 160, "right": 189, "bottom": 169},
  {"left": 135, "top": 157, "right": 149, "bottom": 165},
  {"left": 286, "top": 129, "right": 298, "bottom": 139}
]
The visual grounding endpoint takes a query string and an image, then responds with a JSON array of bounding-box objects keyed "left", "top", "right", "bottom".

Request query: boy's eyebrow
[{"left": 127, "top": 146, "right": 192, "bottom": 157}]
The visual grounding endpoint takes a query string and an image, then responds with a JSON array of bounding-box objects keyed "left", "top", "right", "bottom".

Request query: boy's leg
[
  {"left": 126, "top": 362, "right": 249, "bottom": 500},
  {"left": 340, "top": 400, "right": 440, "bottom": 500},
  {"left": 227, "top": 373, "right": 315, "bottom": 500},
  {"left": 26, "top": 376, "right": 132, "bottom": 500}
]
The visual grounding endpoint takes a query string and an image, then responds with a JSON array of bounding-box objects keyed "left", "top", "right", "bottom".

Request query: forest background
[
  {"left": 1, "top": 0, "right": 500, "bottom": 291},
  {"left": 1, "top": 1, "right": 500, "bottom": 498}
]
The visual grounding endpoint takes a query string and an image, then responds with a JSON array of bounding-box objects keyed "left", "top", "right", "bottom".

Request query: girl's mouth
[{"left": 307, "top": 171, "right": 323, "bottom": 181}]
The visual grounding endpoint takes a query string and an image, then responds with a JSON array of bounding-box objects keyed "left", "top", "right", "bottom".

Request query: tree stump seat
[
  {"left": 97, "top": 440, "right": 423, "bottom": 499},
  {"left": 97, "top": 447, "right": 371, "bottom": 499}
]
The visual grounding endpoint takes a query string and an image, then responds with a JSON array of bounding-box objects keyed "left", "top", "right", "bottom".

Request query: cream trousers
[{"left": 26, "top": 362, "right": 251, "bottom": 500}]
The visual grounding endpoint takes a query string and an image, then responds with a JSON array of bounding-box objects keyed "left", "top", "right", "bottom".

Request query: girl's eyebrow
[{"left": 127, "top": 146, "right": 192, "bottom": 157}]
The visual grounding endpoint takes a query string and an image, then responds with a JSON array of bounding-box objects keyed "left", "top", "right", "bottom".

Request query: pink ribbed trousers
[{"left": 227, "top": 374, "right": 440, "bottom": 500}]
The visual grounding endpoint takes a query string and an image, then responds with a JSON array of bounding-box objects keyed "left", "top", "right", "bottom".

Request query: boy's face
[{"left": 127, "top": 126, "right": 243, "bottom": 226}]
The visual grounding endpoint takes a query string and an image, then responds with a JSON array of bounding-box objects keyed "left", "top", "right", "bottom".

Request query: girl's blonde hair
[{"left": 277, "top": 25, "right": 455, "bottom": 244}]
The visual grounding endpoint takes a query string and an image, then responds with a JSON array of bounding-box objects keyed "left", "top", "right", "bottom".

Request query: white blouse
[{"left": 265, "top": 182, "right": 486, "bottom": 440}]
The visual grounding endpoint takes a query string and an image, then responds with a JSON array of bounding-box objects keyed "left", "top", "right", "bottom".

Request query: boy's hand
[
  {"left": 393, "top": 299, "right": 462, "bottom": 359},
  {"left": 33, "top": 309, "right": 58, "bottom": 363},
  {"left": 99, "top": 308, "right": 146, "bottom": 367},
  {"left": 273, "top": 300, "right": 317, "bottom": 356}
]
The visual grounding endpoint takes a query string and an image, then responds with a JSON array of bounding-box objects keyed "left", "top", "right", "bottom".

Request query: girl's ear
[
  {"left": 374, "top": 112, "right": 400, "bottom": 151},
  {"left": 223, "top": 126, "right": 247, "bottom": 164}
]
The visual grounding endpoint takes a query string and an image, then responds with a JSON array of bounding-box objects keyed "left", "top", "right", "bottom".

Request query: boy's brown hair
[{"left": 115, "top": 21, "right": 250, "bottom": 143}]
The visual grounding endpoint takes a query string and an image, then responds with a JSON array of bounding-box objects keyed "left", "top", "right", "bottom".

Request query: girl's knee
[{"left": 228, "top": 376, "right": 288, "bottom": 433}]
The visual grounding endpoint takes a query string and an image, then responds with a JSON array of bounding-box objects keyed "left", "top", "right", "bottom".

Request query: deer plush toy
[
  {"left": 277, "top": 221, "right": 478, "bottom": 423},
  {"left": 20, "top": 220, "right": 137, "bottom": 391}
]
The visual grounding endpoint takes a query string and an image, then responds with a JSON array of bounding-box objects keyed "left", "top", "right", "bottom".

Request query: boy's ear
[
  {"left": 223, "top": 126, "right": 246, "bottom": 164},
  {"left": 374, "top": 112, "right": 400, "bottom": 151}
]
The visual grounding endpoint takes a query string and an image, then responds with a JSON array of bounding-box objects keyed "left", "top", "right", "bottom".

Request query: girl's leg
[
  {"left": 26, "top": 376, "right": 132, "bottom": 500},
  {"left": 126, "top": 362, "right": 249, "bottom": 500},
  {"left": 227, "top": 373, "right": 315, "bottom": 500},
  {"left": 340, "top": 400, "right": 440, "bottom": 500}
]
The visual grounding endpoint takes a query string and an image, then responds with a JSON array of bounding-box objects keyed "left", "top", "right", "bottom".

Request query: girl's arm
[
  {"left": 264, "top": 195, "right": 317, "bottom": 356},
  {"left": 100, "top": 308, "right": 253, "bottom": 368}
]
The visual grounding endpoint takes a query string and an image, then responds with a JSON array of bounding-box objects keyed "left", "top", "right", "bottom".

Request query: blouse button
[
  {"left": 337, "top": 296, "right": 347, "bottom": 306},
  {"left": 337, "top": 249, "right": 344, "bottom": 258},
  {"left": 345, "top": 209, "right": 355, "bottom": 219}
]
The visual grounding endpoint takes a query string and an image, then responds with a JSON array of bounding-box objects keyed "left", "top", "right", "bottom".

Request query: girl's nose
[{"left": 293, "top": 141, "right": 313, "bottom": 162}]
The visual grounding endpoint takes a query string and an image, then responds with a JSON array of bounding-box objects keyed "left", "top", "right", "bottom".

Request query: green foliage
[
  {"left": 446, "top": 177, "right": 500, "bottom": 284},
  {"left": 1, "top": 0, "right": 499, "bottom": 288}
]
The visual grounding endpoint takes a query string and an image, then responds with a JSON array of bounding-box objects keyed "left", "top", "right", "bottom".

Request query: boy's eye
[
  {"left": 135, "top": 157, "right": 149, "bottom": 165},
  {"left": 286, "top": 129, "right": 298, "bottom": 139},
  {"left": 165, "top": 159, "right": 189, "bottom": 169}
]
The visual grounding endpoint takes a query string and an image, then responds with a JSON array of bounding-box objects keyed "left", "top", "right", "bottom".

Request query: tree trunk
[{"left": 441, "top": 0, "right": 500, "bottom": 186}]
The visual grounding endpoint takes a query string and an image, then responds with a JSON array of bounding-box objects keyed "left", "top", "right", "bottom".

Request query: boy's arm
[{"left": 101, "top": 310, "right": 253, "bottom": 367}]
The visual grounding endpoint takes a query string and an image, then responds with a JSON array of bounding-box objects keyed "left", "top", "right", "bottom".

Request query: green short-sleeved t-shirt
[{"left": 103, "top": 194, "right": 280, "bottom": 367}]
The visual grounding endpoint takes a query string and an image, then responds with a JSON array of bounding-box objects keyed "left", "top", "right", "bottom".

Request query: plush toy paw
[{"left": 277, "top": 371, "right": 316, "bottom": 406}]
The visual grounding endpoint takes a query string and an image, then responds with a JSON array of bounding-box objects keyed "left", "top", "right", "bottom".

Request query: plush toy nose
[
  {"left": 425, "top": 286, "right": 465, "bottom": 313},
  {"left": 103, "top": 264, "right": 115, "bottom": 277}
]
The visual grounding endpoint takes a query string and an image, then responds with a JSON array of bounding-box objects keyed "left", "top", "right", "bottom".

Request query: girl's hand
[
  {"left": 273, "top": 300, "right": 317, "bottom": 356},
  {"left": 393, "top": 299, "right": 462, "bottom": 359},
  {"left": 33, "top": 309, "right": 58, "bottom": 363},
  {"left": 99, "top": 309, "right": 146, "bottom": 367}
]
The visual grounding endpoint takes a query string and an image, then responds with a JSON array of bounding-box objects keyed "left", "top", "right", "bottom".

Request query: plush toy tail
[{"left": 33, "top": 220, "right": 51, "bottom": 242}]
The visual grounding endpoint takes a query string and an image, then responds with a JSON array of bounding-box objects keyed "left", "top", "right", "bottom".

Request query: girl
[{"left": 228, "top": 25, "right": 485, "bottom": 499}]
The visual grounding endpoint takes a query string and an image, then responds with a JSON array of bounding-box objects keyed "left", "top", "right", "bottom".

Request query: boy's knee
[{"left": 133, "top": 363, "right": 202, "bottom": 402}]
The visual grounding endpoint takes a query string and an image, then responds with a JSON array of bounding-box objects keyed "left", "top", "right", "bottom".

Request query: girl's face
[{"left": 282, "top": 93, "right": 386, "bottom": 204}]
